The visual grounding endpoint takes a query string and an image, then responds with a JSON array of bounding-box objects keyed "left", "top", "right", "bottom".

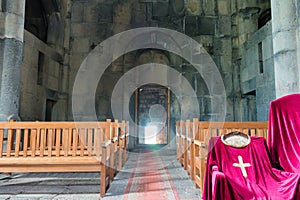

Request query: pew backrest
[{"left": 0, "top": 120, "right": 116, "bottom": 158}]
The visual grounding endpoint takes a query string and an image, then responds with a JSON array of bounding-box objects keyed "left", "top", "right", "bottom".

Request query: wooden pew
[
  {"left": 177, "top": 119, "right": 268, "bottom": 192},
  {"left": 176, "top": 120, "right": 195, "bottom": 180},
  {"left": 118, "top": 120, "right": 129, "bottom": 169},
  {"left": 176, "top": 121, "right": 184, "bottom": 165},
  {"left": 0, "top": 119, "right": 128, "bottom": 197}
]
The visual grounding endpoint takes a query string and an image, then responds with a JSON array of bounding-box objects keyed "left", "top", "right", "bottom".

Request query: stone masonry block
[
  {"left": 153, "top": 2, "right": 169, "bottom": 17},
  {"left": 262, "top": 36, "right": 273, "bottom": 61},
  {"left": 241, "top": 77, "right": 256, "bottom": 94},
  {"left": 71, "top": 2, "right": 84, "bottom": 22},
  {"left": 222, "top": 72, "right": 233, "bottom": 94},
  {"left": 263, "top": 58, "right": 274, "bottom": 80},
  {"left": 71, "top": 23, "right": 89, "bottom": 38},
  {"left": 198, "top": 17, "right": 216, "bottom": 35},
  {"left": 97, "top": 3, "right": 113, "bottom": 23},
  {"left": 203, "top": 0, "right": 216, "bottom": 16},
  {"left": 213, "top": 38, "right": 232, "bottom": 56},
  {"left": 220, "top": 55, "right": 232, "bottom": 73},
  {"left": 71, "top": 38, "right": 90, "bottom": 53},
  {"left": 217, "top": 16, "right": 231, "bottom": 36},
  {"left": 46, "top": 75, "right": 59, "bottom": 91},
  {"left": 218, "top": 0, "right": 229, "bottom": 15}
]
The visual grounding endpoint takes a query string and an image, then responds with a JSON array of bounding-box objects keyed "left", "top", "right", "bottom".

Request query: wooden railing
[
  {"left": 176, "top": 119, "right": 268, "bottom": 191},
  {"left": 0, "top": 119, "right": 129, "bottom": 197}
]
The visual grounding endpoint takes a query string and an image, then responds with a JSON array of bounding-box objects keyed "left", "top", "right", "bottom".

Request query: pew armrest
[
  {"left": 194, "top": 140, "right": 206, "bottom": 148},
  {"left": 211, "top": 165, "right": 227, "bottom": 200}
]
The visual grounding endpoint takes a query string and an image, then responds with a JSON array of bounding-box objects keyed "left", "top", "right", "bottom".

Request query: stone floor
[{"left": 0, "top": 145, "right": 201, "bottom": 200}]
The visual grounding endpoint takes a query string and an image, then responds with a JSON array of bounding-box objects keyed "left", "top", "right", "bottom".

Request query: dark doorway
[
  {"left": 136, "top": 86, "right": 170, "bottom": 145},
  {"left": 45, "top": 99, "right": 57, "bottom": 121}
]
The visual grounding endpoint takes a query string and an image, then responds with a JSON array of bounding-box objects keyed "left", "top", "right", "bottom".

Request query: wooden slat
[
  {"left": 36, "top": 128, "right": 40, "bottom": 149},
  {"left": 79, "top": 128, "right": 86, "bottom": 157},
  {"left": 31, "top": 129, "right": 37, "bottom": 157},
  {"left": 68, "top": 128, "right": 72, "bottom": 153},
  {"left": 0, "top": 129, "right": 3, "bottom": 158},
  {"left": 114, "top": 120, "right": 118, "bottom": 139},
  {"left": 100, "top": 128, "right": 104, "bottom": 155},
  {"left": 72, "top": 129, "right": 78, "bottom": 157},
  {"left": 6, "top": 129, "right": 13, "bottom": 157},
  {"left": 63, "top": 128, "right": 69, "bottom": 157},
  {"left": 94, "top": 128, "right": 100, "bottom": 157},
  {"left": 87, "top": 128, "right": 93, "bottom": 157},
  {"left": 48, "top": 129, "right": 53, "bottom": 157},
  {"left": 39, "top": 129, "right": 45, "bottom": 157},
  {"left": 23, "top": 129, "right": 29, "bottom": 157},
  {"left": 15, "top": 129, "right": 21, "bottom": 157},
  {"left": 105, "top": 119, "right": 112, "bottom": 140},
  {"left": 55, "top": 129, "right": 61, "bottom": 157},
  {"left": 0, "top": 121, "right": 107, "bottom": 129}
]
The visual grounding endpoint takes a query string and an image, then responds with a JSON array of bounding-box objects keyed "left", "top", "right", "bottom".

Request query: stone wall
[
  {"left": 231, "top": 0, "right": 271, "bottom": 121},
  {"left": 241, "top": 21, "right": 275, "bottom": 121},
  {"left": 67, "top": 0, "right": 238, "bottom": 149},
  {"left": 1, "top": 0, "right": 291, "bottom": 150},
  {"left": 0, "top": 0, "right": 25, "bottom": 121},
  {"left": 20, "top": 31, "right": 66, "bottom": 121},
  {"left": 67, "top": 1, "right": 237, "bottom": 137},
  {"left": 68, "top": 0, "right": 115, "bottom": 120},
  {"left": 19, "top": 0, "right": 276, "bottom": 125}
]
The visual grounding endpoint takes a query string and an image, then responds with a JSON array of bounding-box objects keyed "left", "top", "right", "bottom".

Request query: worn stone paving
[{"left": 0, "top": 146, "right": 201, "bottom": 200}]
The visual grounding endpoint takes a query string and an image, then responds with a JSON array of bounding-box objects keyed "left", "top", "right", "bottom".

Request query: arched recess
[
  {"left": 22, "top": 0, "right": 65, "bottom": 121},
  {"left": 25, "top": 0, "right": 48, "bottom": 42},
  {"left": 25, "top": 0, "right": 63, "bottom": 45},
  {"left": 258, "top": 8, "right": 271, "bottom": 29}
]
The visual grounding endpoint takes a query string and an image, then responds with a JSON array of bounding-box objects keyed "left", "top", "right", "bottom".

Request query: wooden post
[
  {"left": 105, "top": 119, "right": 112, "bottom": 141},
  {"left": 100, "top": 144, "right": 107, "bottom": 197},
  {"left": 193, "top": 118, "right": 198, "bottom": 186},
  {"left": 109, "top": 143, "right": 115, "bottom": 181},
  {"left": 0, "top": 129, "right": 3, "bottom": 158}
]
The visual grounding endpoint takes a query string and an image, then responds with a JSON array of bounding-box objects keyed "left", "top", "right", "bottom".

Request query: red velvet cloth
[
  {"left": 202, "top": 136, "right": 300, "bottom": 200},
  {"left": 268, "top": 94, "right": 300, "bottom": 173}
]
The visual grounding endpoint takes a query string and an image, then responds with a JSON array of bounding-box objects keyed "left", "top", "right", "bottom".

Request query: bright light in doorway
[{"left": 145, "top": 125, "right": 157, "bottom": 144}]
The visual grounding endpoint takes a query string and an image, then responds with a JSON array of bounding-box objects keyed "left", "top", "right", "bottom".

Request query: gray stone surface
[
  {"left": 0, "top": 0, "right": 25, "bottom": 123},
  {"left": 271, "top": 0, "right": 299, "bottom": 97},
  {"left": 1, "top": 0, "right": 296, "bottom": 137},
  {"left": 240, "top": 21, "right": 275, "bottom": 121},
  {"left": 0, "top": 38, "right": 23, "bottom": 121}
]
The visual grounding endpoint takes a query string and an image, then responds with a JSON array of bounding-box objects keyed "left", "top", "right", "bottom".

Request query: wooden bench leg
[
  {"left": 118, "top": 146, "right": 123, "bottom": 171},
  {"left": 100, "top": 146, "right": 108, "bottom": 197},
  {"left": 100, "top": 166, "right": 106, "bottom": 197},
  {"left": 109, "top": 144, "right": 115, "bottom": 181}
]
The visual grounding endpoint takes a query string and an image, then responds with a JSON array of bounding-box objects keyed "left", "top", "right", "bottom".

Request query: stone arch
[
  {"left": 25, "top": 0, "right": 48, "bottom": 42},
  {"left": 258, "top": 8, "right": 271, "bottom": 29},
  {"left": 135, "top": 49, "right": 170, "bottom": 66},
  {"left": 25, "top": 0, "right": 63, "bottom": 45}
]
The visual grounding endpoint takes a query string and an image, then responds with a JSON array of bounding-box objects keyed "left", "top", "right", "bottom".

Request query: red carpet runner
[{"left": 122, "top": 150, "right": 180, "bottom": 200}]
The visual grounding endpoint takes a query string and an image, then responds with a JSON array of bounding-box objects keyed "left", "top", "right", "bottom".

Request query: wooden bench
[
  {"left": 0, "top": 119, "right": 129, "bottom": 197},
  {"left": 176, "top": 120, "right": 195, "bottom": 181},
  {"left": 176, "top": 119, "right": 268, "bottom": 191}
]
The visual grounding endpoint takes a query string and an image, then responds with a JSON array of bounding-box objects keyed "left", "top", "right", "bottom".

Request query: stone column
[
  {"left": 271, "top": 0, "right": 299, "bottom": 97},
  {"left": 0, "top": 0, "right": 25, "bottom": 121},
  {"left": 112, "top": 1, "right": 135, "bottom": 148}
]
